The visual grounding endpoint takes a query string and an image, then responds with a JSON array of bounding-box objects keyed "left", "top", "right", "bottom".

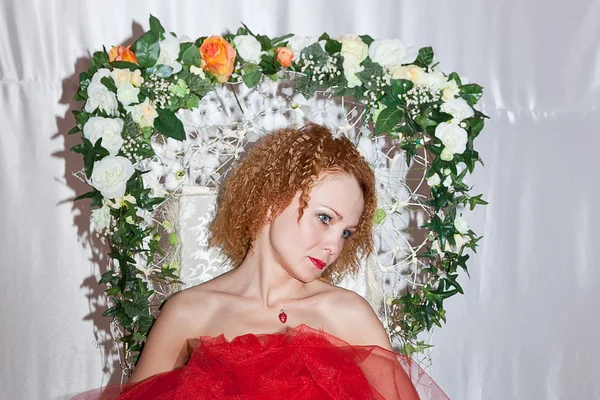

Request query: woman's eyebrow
[{"left": 319, "top": 204, "right": 358, "bottom": 229}]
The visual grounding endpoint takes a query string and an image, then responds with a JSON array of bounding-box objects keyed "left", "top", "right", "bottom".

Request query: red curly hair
[{"left": 209, "top": 123, "right": 376, "bottom": 283}]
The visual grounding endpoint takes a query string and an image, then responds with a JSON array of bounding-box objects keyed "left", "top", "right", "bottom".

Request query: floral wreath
[{"left": 70, "top": 15, "right": 487, "bottom": 371}]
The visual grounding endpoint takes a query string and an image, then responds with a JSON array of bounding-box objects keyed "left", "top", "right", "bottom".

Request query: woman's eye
[
  {"left": 342, "top": 230, "right": 353, "bottom": 239},
  {"left": 318, "top": 213, "right": 332, "bottom": 224}
]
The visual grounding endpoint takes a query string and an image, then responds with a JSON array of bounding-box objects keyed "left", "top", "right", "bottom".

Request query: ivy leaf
[
  {"left": 181, "top": 44, "right": 201, "bottom": 66},
  {"left": 468, "top": 194, "right": 488, "bottom": 210},
  {"left": 414, "top": 47, "right": 434, "bottom": 68},
  {"left": 242, "top": 63, "right": 262, "bottom": 88},
  {"left": 149, "top": 15, "right": 165, "bottom": 36},
  {"left": 375, "top": 107, "right": 403, "bottom": 135},
  {"left": 132, "top": 31, "right": 160, "bottom": 68},
  {"left": 154, "top": 108, "right": 186, "bottom": 141}
]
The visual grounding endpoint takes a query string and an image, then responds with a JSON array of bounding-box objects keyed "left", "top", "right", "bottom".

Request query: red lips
[{"left": 309, "top": 257, "right": 326, "bottom": 270}]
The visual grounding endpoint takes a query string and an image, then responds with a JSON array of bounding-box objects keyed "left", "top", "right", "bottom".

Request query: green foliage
[
  {"left": 132, "top": 31, "right": 160, "bottom": 68},
  {"left": 70, "top": 15, "right": 488, "bottom": 364},
  {"left": 154, "top": 108, "right": 186, "bottom": 141}
]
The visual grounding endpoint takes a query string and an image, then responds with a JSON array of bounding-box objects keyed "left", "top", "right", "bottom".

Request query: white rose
[
  {"left": 369, "top": 39, "right": 409, "bottom": 67},
  {"left": 435, "top": 122, "right": 468, "bottom": 154},
  {"left": 423, "top": 70, "right": 448, "bottom": 91},
  {"left": 89, "top": 156, "right": 135, "bottom": 199},
  {"left": 128, "top": 97, "right": 158, "bottom": 128},
  {"left": 91, "top": 204, "right": 111, "bottom": 231},
  {"left": 85, "top": 70, "right": 118, "bottom": 116},
  {"left": 391, "top": 65, "right": 426, "bottom": 84},
  {"left": 287, "top": 36, "right": 318, "bottom": 60},
  {"left": 157, "top": 33, "right": 182, "bottom": 74},
  {"left": 342, "top": 52, "right": 365, "bottom": 88},
  {"left": 83, "top": 117, "right": 124, "bottom": 156},
  {"left": 117, "top": 84, "right": 140, "bottom": 106},
  {"left": 110, "top": 68, "right": 132, "bottom": 89},
  {"left": 233, "top": 35, "right": 262, "bottom": 64},
  {"left": 340, "top": 35, "right": 368, "bottom": 64},
  {"left": 427, "top": 173, "right": 441, "bottom": 187},
  {"left": 456, "top": 162, "right": 467, "bottom": 175},
  {"left": 441, "top": 97, "right": 474, "bottom": 123},
  {"left": 91, "top": 68, "right": 111, "bottom": 83},
  {"left": 130, "top": 70, "right": 144, "bottom": 87},
  {"left": 440, "top": 147, "right": 454, "bottom": 161},
  {"left": 454, "top": 215, "right": 470, "bottom": 234}
]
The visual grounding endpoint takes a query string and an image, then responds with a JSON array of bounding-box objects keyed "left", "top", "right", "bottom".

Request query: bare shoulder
[
  {"left": 127, "top": 284, "right": 219, "bottom": 383},
  {"left": 317, "top": 284, "right": 392, "bottom": 351}
]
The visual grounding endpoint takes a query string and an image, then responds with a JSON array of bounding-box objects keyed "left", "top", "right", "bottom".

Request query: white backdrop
[{"left": 1, "top": 0, "right": 599, "bottom": 399}]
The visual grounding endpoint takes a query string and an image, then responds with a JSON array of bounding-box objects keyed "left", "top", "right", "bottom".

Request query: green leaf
[
  {"left": 375, "top": 107, "right": 403, "bottom": 135},
  {"left": 390, "top": 79, "right": 414, "bottom": 99},
  {"left": 448, "top": 72, "right": 462, "bottom": 85},
  {"left": 325, "top": 39, "right": 342, "bottom": 55},
  {"left": 414, "top": 47, "right": 434, "bottom": 68},
  {"left": 270, "top": 33, "right": 293, "bottom": 47},
  {"left": 91, "top": 50, "right": 110, "bottom": 69},
  {"left": 110, "top": 61, "right": 139, "bottom": 71},
  {"left": 154, "top": 108, "right": 186, "bottom": 141},
  {"left": 149, "top": 15, "right": 165, "bottom": 35},
  {"left": 68, "top": 126, "right": 80, "bottom": 135},
  {"left": 181, "top": 44, "right": 201, "bottom": 66},
  {"left": 256, "top": 34, "right": 272, "bottom": 51},
  {"left": 132, "top": 31, "right": 160, "bottom": 68},
  {"left": 258, "top": 54, "right": 278, "bottom": 76},
  {"left": 301, "top": 42, "right": 328, "bottom": 64},
  {"left": 100, "top": 76, "right": 117, "bottom": 92},
  {"left": 242, "top": 63, "right": 262, "bottom": 88},
  {"left": 359, "top": 35, "right": 374, "bottom": 45},
  {"left": 468, "top": 194, "right": 488, "bottom": 210},
  {"left": 356, "top": 58, "right": 384, "bottom": 85},
  {"left": 74, "top": 190, "right": 97, "bottom": 201}
]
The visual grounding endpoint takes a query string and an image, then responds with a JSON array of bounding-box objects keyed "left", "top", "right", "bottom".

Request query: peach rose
[
  {"left": 108, "top": 45, "right": 138, "bottom": 64},
  {"left": 275, "top": 47, "right": 294, "bottom": 68},
  {"left": 199, "top": 36, "right": 236, "bottom": 83}
]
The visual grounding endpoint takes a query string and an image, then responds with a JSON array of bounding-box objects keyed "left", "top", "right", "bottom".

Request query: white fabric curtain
[{"left": 1, "top": 1, "right": 598, "bottom": 399}]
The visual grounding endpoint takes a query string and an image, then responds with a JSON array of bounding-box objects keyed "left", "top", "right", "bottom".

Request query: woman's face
[{"left": 267, "top": 172, "right": 365, "bottom": 282}]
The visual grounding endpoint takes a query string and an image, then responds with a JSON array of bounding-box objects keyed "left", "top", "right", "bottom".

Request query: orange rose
[
  {"left": 275, "top": 47, "right": 294, "bottom": 68},
  {"left": 108, "top": 45, "right": 138, "bottom": 64},
  {"left": 199, "top": 36, "right": 236, "bottom": 83}
]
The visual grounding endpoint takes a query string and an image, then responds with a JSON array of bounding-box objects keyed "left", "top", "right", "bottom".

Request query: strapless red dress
[{"left": 74, "top": 325, "right": 448, "bottom": 399}]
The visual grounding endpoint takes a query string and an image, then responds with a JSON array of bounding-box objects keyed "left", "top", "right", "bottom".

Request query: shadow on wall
[{"left": 51, "top": 21, "right": 145, "bottom": 392}]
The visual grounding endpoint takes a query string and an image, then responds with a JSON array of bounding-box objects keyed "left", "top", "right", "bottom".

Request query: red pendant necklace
[{"left": 278, "top": 309, "right": 287, "bottom": 323}]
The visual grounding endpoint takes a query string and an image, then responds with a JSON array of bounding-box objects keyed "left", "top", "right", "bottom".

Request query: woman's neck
[{"left": 229, "top": 230, "right": 308, "bottom": 309}]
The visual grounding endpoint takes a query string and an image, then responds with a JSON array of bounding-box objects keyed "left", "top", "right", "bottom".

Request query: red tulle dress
[{"left": 74, "top": 325, "right": 448, "bottom": 400}]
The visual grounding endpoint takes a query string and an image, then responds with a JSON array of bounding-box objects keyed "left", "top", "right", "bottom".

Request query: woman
[{"left": 77, "top": 123, "right": 447, "bottom": 399}]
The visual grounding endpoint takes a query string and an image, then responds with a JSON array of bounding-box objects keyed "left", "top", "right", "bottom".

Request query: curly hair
[{"left": 209, "top": 123, "right": 376, "bottom": 283}]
